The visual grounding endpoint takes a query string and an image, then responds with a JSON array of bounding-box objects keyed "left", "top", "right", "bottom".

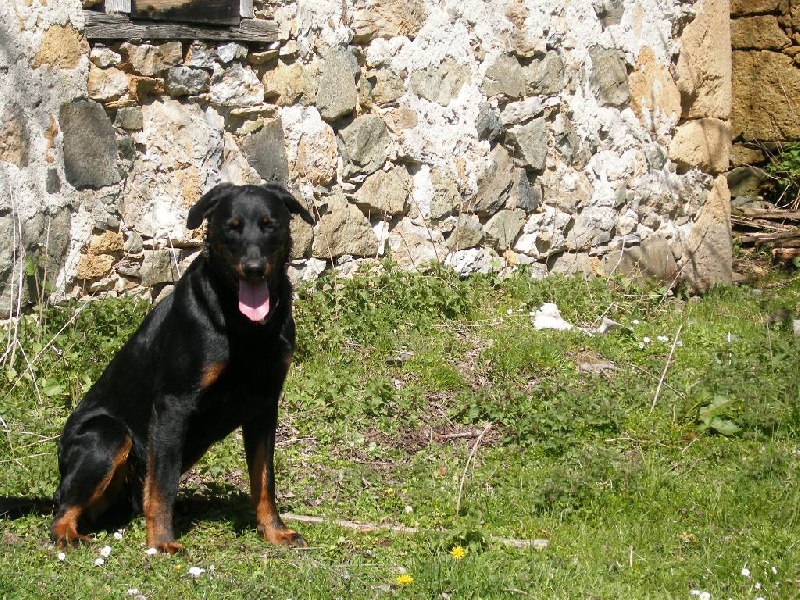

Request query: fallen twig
[
  {"left": 280, "top": 512, "right": 550, "bottom": 550},
  {"left": 650, "top": 324, "right": 683, "bottom": 412},
  {"left": 437, "top": 430, "right": 484, "bottom": 440},
  {"left": 455, "top": 422, "right": 492, "bottom": 515}
]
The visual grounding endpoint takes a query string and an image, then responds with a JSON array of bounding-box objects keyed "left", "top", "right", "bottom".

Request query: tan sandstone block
[
  {"left": 677, "top": 0, "right": 732, "bottom": 119},
  {"left": 88, "top": 231, "right": 124, "bottom": 255},
  {"left": 731, "top": 16, "right": 791, "bottom": 50},
  {"left": 732, "top": 50, "right": 800, "bottom": 141},
  {"left": 669, "top": 118, "right": 731, "bottom": 174},
  {"left": 684, "top": 175, "right": 732, "bottom": 292},
  {"left": 76, "top": 254, "right": 115, "bottom": 280},
  {"left": 629, "top": 46, "right": 681, "bottom": 125},
  {"left": 32, "top": 25, "right": 89, "bottom": 69}
]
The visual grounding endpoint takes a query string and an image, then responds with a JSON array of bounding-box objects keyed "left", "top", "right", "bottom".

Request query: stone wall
[
  {"left": 0, "top": 0, "right": 734, "bottom": 316},
  {"left": 731, "top": 0, "right": 800, "bottom": 161}
]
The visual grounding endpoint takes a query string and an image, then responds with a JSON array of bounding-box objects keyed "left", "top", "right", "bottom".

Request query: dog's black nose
[{"left": 241, "top": 260, "right": 265, "bottom": 278}]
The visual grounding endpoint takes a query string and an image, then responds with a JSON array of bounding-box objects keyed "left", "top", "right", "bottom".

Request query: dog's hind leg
[{"left": 51, "top": 417, "right": 132, "bottom": 548}]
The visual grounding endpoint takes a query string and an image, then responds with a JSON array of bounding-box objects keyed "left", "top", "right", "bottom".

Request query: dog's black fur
[{"left": 50, "top": 183, "right": 313, "bottom": 553}]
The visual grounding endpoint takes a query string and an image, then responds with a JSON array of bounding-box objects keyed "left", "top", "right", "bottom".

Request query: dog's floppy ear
[
  {"left": 263, "top": 183, "right": 315, "bottom": 225},
  {"left": 187, "top": 183, "right": 237, "bottom": 229}
]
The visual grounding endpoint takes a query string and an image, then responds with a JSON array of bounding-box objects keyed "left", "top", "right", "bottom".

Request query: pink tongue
[{"left": 238, "top": 280, "right": 271, "bottom": 321}]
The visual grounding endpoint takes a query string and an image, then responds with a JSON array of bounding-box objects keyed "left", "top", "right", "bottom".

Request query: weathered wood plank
[
  {"left": 737, "top": 227, "right": 800, "bottom": 245},
  {"left": 105, "top": 0, "right": 132, "bottom": 13},
  {"left": 131, "top": 0, "right": 239, "bottom": 26},
  {"left": 84, "top": 10, "right": 277, "bottom": 42},
  {"left": 732, "top": 207, "right": 800, "bottom": 222}
]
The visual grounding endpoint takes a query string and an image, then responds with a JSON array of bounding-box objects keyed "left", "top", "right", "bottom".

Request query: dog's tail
[{"left": 0, "top": 496, "right": 55, "bottom": 519}]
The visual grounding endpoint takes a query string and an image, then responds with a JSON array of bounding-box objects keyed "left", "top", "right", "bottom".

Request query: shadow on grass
[
  {"left": 0, "top": 483, "right": 270, "bottom": 541},
  {"left": 0, "top": 496, "right": 55, "bottom": 520}
]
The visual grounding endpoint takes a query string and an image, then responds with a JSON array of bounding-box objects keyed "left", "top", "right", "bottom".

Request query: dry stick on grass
[
  {"left": 455, "top": 421, "right": 492, "bottom": 516},
  {"left": 281, "top": 513, "right": 550, "bottom": 550},
  {"left": 650, "top": 323, "right": 683, "bottom": 412}
]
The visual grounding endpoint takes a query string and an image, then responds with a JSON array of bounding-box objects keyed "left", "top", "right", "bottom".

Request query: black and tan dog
[{"left": 51, "top": 183, "right": 313, "bottom": 553}]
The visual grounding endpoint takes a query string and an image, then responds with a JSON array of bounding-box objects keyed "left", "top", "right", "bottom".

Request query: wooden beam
[
  {"left": 84, "top": 10, "right": 277, "bottom": 42},
  {"left": 240, "top": 0, "right": 253, "bottom": 18},
  {"left": 131, "top": 0, "right": 240, "bottom": 26},
  {"left": 105, "top": 0, "right": 131, "bottom": 12}
]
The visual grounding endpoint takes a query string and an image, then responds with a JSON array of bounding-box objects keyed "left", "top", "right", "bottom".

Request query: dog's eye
[
  {"left": 260, "top": 216, "right": 274, "bottom": 230},
  {"left": 227, "top": 218, "right": 242, "bottom": 231}
]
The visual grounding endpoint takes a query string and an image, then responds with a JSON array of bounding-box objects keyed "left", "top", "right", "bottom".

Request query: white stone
[
  {"left": 444, "top": 248, "right": 496, "bottom": 276},
  {"left": 210, "top": 63, "right": 264, "bottom": 107}
]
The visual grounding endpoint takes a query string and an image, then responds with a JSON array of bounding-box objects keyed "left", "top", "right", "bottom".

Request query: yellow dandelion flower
[
  {"left": 450, "top": 545, "right": 467, "bottom": 560},
  {"left": 395, "top": 573, "right": 414, "bottom": 586}
]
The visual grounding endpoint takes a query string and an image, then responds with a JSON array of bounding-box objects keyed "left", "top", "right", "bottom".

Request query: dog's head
[{"left": 187, "top": 183, "right": 314, "bottom": 322}]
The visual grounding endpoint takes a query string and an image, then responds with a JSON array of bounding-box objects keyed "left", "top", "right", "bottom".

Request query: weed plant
[{"left": 1, "top": 263, "right": 799, "bottom": 598}]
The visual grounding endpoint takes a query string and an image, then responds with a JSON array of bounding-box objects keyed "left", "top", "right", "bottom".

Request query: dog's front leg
[
  {"left": 143, "top": 402, "right": 187, "bottom": 554},
  {"left": 243, "top": 406, "right": 306, "bottom": 548}
]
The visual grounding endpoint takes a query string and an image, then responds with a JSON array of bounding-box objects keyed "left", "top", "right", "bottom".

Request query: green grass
[{"left": 1, "top": 262, "right": 799, "bottom": 598}]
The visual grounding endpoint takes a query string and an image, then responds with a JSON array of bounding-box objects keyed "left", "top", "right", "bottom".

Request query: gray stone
[
  {"left": 210, "top": 63, "right": 264, "bottom": 107},
  {"left": 290, "top": 216, "right": 314, "bottom": 259},
  {"left": 262, "top": 60, "right": 319, "bottom": 107},
  {"left": 60, "top": 99, "right": 120, "bottom": 189},
  {"left": 508, "top": 169, "right": 542, "bottom": 212},
  {"left": 117, "top": 135, "right": 136, "bottom": 162},
  {"left": 115, "top": 107, "right": 144, "bottom": 130},
  {"left": 46, "top": 169, "right": 61, "bottom": 193},
  {"left": 185, "top": 42, "right": 217, "bottom": 68},
  {"left": 368, "top": 68, "right": 405, "bottom": 106},
  {"left": 727, "top": 166, "right": 767, "bottom": 199},
  {"left": 475, "top": 102, "right": 503, "bottom": 142},
  {"left": 217, "top": 42, "right": 248, "bottom": 63},
  {"left": 120, "top": 42, "right": 182, "bottom": 77},
  {"left": 240, "top": 118, "right": 289, "bottom": 185},
  {"left": 288, "top": 257, "right": 327, "bottom": 286},
  {"left": 601, "top": 234, "right": 678, "bottom": 282},
  {"left": 312, "top": 194, "right": 377, "bottom": 258},
  {"left": 0, "top": 209, "right": 71, "bottom": 316},
  {"left": 430, "top": 169, "right": 462, "bottom": 220},
  {"left": 525, "top": 51, "right": 565, "bottom": 96},
  {"left": 596, "top": 0, "right": 625, "bottom": 26},
  {"left": 90, "top": 46, "right": 121, "bottom": 68},
  {"left": 500, "top": 97, "right": 545, "bottom": 127},
  {"left": 514, "top": 205, "right": 574, "bottom": 259},
  {"left": 589, "top": 46, "right": 631, "bottom": 108},
  {"left": 409, "top": 58, "right": 469, "bottom": 105},
  {"left": 139, "top": 249, "right": 179, "bottom": 287},
  {"left": 469, "top": 144, "right": 515, "bottom": 216},
  {"left": 447, "top": 214, "right": 484, "bottom": 250},
  {"left": 482, "top": 54, "right": 526, "bottom": 99},
  {"left": 354, "top": 167, "right": 411, "bottom": 216},
  {"left": 387, "top": 218, "right": 446, "bottom": 268},
  {"left": 508, "top": 118, "right": 548, "bottom": 172},
  {"left": 548, "top": 252, "right": 599, "bottom": 276},
  {"left": 125, "top": 231, "right": 143, "bottom": 254},
  {"left": 338, "top": 114, "right": 390, "bottom": 178},
  {"left": 0, "top": 215, "right": 15, "bottom": 316},
  {"left": 552, "top": 113, "right": 580, "bottom": 165},
  {"left": 567, "top": 207, "right": 617, "bottom": 249},
  {"left": 484, "top": 209, "right": 526, "bottom": 251},
  {"left": 683, "top": 176, "right": 732, "bottom": 292},
  {"left": 166, "top": 66, "right": 210, "bottom": 97},
  {"left": 445, "top": 248, "right": 496, "bottom": 276},
  {"left": 317, "top": 46, "right": 359, "bottom": 121}
]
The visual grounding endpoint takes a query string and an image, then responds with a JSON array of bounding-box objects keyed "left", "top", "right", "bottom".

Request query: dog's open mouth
[{"left": 238, "top": 280, "right": 271, "bottom": 322}]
